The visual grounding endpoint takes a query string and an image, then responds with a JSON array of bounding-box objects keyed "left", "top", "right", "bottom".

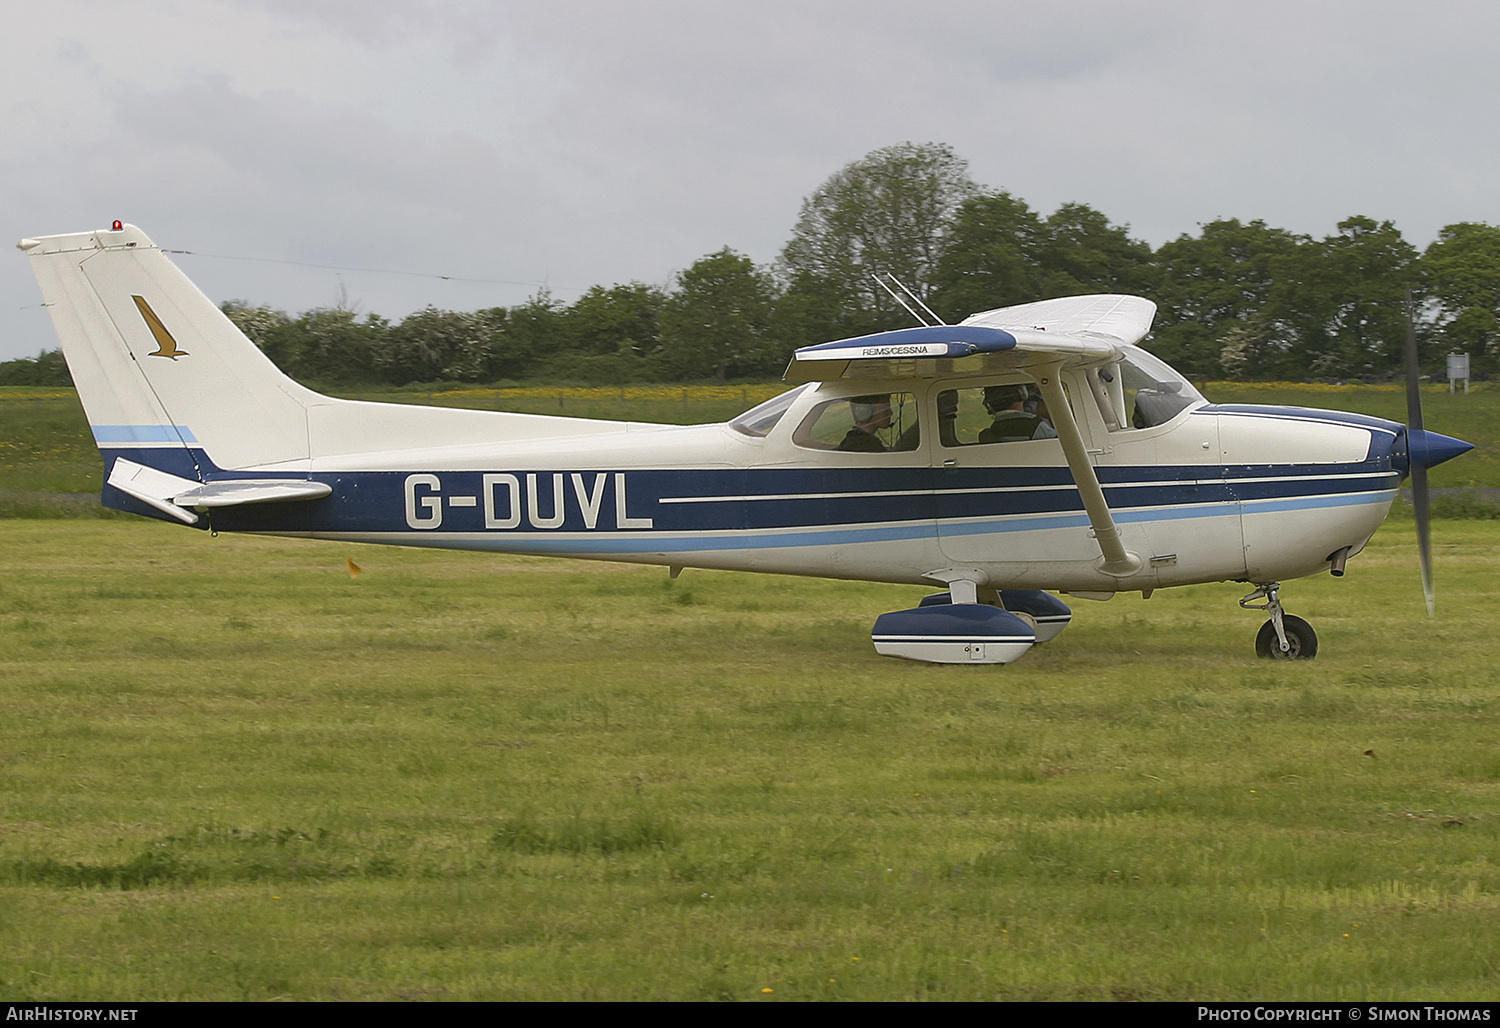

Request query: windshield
[
  {"left": 729, "top": 384, "right": 810, "bottom": 437},
  {"left": 1093, "top": 349, "right": 1204, "bottom": 430}
]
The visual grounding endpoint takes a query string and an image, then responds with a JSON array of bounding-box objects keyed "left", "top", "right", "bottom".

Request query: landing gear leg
[{"left": 1240, "top": 582, "right": 1318, "bottom": 660}]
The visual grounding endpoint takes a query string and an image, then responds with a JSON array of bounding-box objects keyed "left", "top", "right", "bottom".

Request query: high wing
[
  {"left": 961, "top": 293, "right": 1157, "bottom": 346},
  {"left": 784, "top": 294, "right": 1156, "bottom": 384}
]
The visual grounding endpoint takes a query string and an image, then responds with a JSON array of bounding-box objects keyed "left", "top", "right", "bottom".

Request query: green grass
[
  {"left": 0, "top": 387, "right": 114, "bottom": 514},
  {"left": 1, "top": 519, "right": 1497, "bottom": 1000}
]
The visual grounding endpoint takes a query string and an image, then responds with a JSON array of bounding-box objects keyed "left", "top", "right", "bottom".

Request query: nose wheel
[
  {"left": 1241, "top": 583, "right": 1318, "bottom": 660},
  {"left": 1254, "top": 614, "right": 1317, "bottom": 659}
]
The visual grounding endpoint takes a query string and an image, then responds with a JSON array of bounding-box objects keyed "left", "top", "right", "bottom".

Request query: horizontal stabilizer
[
  {"left": 172, "top": 479, "right": 333, "bottom": 507},
  {"left": 106, "top": 458, "right": 201, "bottom": 524},
  {"left": 107, "top": 457, "right": 331, "bottom": 519}
]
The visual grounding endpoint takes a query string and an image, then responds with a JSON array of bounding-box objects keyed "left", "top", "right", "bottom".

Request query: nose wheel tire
[{"left": 1255, "top": 615, "right": 1318, "bottom": 659}]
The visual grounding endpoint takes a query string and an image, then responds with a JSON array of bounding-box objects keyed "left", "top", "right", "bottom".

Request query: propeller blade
[
  {"left": 1411, "top": 463, "right": 1434, "bottom": 617},
  {"left": 1403, "top": 291, "right": 1434, "bottom": 617}
]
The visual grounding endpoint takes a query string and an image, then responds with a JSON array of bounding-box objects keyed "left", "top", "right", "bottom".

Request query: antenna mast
[{"left": 871, "top": 272, "right": 947, "bottom": 326}]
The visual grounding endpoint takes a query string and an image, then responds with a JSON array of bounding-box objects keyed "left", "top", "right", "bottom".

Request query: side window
[
  {"left": 794, "top": 392, "right": 920, "bottom": 452},
  {"left": 938, "top": 382, "right": 1061, "bottom": 447}
]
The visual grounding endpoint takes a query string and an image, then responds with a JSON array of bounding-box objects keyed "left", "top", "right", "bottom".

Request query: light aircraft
[{"left": 18, "top": 223, "right": 1473, "bottom": 664}]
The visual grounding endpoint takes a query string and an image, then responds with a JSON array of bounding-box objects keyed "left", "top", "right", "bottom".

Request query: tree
[
  {"left": 1280, "top": 216, "right": 1418, "bottom": 378},
  {"left": 779, "top": 142, "right": 979, "bottom": 340},
  {"left": 269, "top": 308, "right": 388, "bottom": 385},
  {"left": 221, "top": 300, "right": 293, "bottom": 368},
  {"left": 1035, "top": 202, "right": 1154, "bottom": 298},
  {"left": 0, "top": 349, "right": 72, "bottom": 386},
  {"left": 930, "top": 191, "right": 1048, "bottom": 320},
  {"left": 658, "top": 248, "right": 778, "bottom": 381},
  {"left": 1216, "top": 311, "right": 1280, "bottom": 381},
  {"left": 565, "top": 283, "right": 665, "bottom": 358},
  {"left": 491, "top": 292, "right": 566, "bottom": 381},
  {"left": 1423, "top": 222, "right": 1500, "bottom": 372},
  {"left": 1150, "top": 219, "right": 1306, "bottom": 378},
  {"left": 379, "top": 307, "right": 500, "bottom": 384},
  {"left": 931, "top": 196, "right": 1152, "bottom": 326}
]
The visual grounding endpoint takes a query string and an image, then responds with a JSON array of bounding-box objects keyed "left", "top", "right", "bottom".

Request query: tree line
[{"left": 6, "top": 142, "right": 1498, "bottom": 388}]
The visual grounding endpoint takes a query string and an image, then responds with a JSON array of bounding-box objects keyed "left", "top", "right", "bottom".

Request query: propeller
[
  {"left": 1402, "top": 293, "right": 1434, "bottom": 617},
  {"left": 1399, "top": 290, "right": 1474, "bottom": 617}
]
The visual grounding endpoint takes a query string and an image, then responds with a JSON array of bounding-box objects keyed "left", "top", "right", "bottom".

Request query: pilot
[
  {"left": 838, "top": 395, "right": 892, "bottom": 452},
  {"left": 978, "top": 384, "right": 1057, "bottom": 443}
]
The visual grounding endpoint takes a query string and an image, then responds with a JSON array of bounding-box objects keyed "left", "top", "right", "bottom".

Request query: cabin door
[{"left": 931, "top": 377, "right": 1079, "bottom": 567}]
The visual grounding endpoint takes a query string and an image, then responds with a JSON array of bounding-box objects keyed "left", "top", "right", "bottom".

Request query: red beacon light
[{"left": 111, "top": 221, "right": 123, "bottom": 231}]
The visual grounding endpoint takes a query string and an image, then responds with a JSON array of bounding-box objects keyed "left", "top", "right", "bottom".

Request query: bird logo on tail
[{"left": 132, "top": 295, "right": 189, "bottom": 360}]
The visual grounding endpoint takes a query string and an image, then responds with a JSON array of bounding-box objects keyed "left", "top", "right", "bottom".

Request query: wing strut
[{"left": 1034, "top": 364, "right": 1142, "bottom": 577}]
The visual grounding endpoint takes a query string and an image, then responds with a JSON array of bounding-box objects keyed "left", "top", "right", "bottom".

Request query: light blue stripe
[
  {"left": 941, "top": 492, "right": 1393, "bottom": 537},
  {"left": 391, "top": 520, "right": 942, "bottom": 554},
  {"left": 91, "top": 425, "right": 199, "bottom": 444},
  {"left": 937, "top": 502, "right": 1241, "bottom": 539},
  {"left": 939, "top": 512, "right": 1093, "bottom": 536}
]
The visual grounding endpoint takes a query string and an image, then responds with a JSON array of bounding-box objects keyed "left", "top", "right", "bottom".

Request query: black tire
[{"left": 1255, "top": 615, "right": 1318, "bottom": 659}]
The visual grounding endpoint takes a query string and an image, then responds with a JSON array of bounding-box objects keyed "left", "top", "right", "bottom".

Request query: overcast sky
[{"left": 5, "top": 0, "right": 1499, "bottom": 361}]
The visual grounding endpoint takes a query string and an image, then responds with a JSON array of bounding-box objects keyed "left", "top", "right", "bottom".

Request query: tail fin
[{"left": 20, "top": 224, "right": 317, "bottom": 473}]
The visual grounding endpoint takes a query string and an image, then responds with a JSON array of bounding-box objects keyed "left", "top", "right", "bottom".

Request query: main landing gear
[
  {"left": 870, "top": 587, "right": 1074, "bottom": 665},
  {"left": 1240, "top": 582, "right": 1318, "bottom": 660}
]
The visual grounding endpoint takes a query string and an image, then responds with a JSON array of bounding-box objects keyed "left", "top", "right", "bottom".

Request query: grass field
[{"left": 1, "top": 518, "right": 1497, "bottom": 1000}]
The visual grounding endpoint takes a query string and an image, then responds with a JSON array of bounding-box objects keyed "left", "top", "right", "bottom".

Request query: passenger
[
  {"left": 978, "top": 384, "right": 1057, "bottom": 443},
  {"left": 838, "top": 395, "right": 892, "bottom": 452}
]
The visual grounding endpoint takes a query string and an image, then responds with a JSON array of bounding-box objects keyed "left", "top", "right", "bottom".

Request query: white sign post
[{"left": 1447, "top": 352, "right": 1470, "bottom": 394}]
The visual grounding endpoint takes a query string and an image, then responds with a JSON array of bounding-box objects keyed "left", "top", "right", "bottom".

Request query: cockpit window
[{"left": 729, "top": 384, "right": 809, "bottom": 437}]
